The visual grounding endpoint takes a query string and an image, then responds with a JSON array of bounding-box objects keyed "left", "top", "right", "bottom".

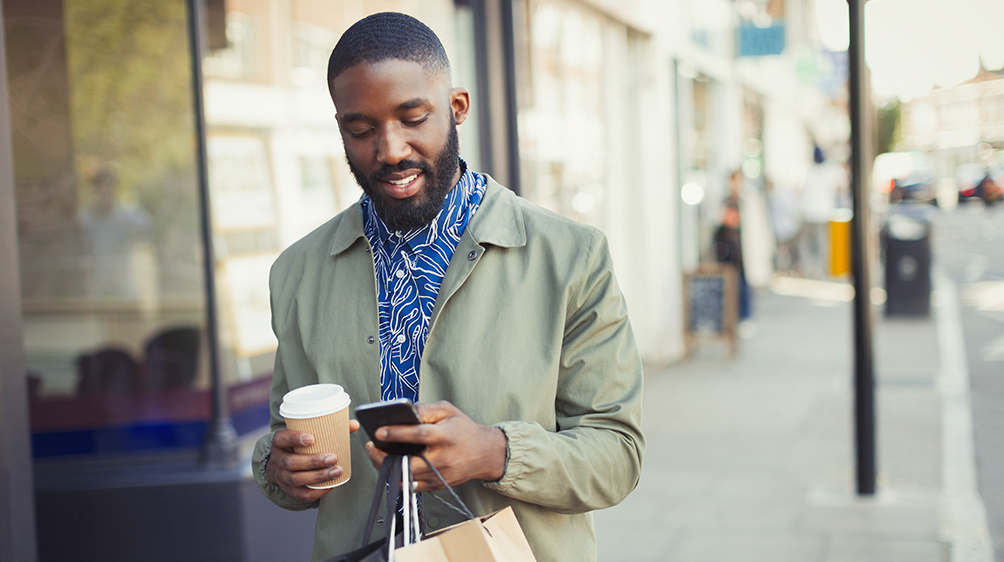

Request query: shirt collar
[{"left": 328, "top": 172, "right": 525, "bottom": 256}]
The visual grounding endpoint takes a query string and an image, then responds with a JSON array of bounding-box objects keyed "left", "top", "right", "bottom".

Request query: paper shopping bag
[{"left": 394, "top": 506, "right": 537, "bottom": 562}]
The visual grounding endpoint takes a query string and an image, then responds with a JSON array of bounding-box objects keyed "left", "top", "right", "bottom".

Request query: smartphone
[{"left": 355, "top": 398, "right": 426, "bottom": 456}]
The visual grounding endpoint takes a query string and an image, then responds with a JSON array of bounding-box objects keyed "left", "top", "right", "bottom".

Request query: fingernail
[
  {"left": 299, "top": 434, "right": 313, "bottom": 446},
  {"left": 329, "top": 468, "right": 341, "bottom": 478},
  {"left": 376, "top": 428, "right": 386, "bottom": 440},
  {"left": 324, "top": 454, "right": 336, "bottom": 466}
]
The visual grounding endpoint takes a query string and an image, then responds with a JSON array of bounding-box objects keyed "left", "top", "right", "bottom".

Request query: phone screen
[{"left": 355, "top": 399, "right": 425, "bottom": 456}]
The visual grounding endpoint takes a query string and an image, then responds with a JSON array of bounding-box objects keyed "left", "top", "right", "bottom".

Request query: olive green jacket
[{"left": 252, "top": 177, "right": 645, "bottom": 562}]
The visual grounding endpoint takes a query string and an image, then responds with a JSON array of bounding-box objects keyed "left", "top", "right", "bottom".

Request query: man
[{"left": 252, "top": 12, "right": 644, "bottom": 562}]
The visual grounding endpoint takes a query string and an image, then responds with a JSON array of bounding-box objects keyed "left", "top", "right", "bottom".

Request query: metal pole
[
  {"left": 471, "top": 0, "right": 495, "bottom": 176},
  {"left": 500, "top": 0, "right": 521, "bottom": 196},
  {"left": 848, "top": 0, "right": 876, "bottom": 496},
  {"left": 186, "top": 0, "right": 238, "bottom": 467}
]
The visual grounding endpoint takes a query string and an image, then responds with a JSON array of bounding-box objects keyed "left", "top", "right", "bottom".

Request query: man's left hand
[{"left": 364, "top": 400, "right": 506, "bottom": 492}]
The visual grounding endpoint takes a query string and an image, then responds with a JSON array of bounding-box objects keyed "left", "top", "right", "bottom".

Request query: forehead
[{"left": 331, "top": 59, "right": 448, "bottom": 117}]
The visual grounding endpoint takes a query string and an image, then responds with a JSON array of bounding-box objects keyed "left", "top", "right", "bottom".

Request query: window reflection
[{"left": 9, "top": 0, "right": 209, "bottom": 457}]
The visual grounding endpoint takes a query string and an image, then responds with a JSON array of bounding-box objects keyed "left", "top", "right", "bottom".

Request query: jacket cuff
[{"left": 482, "top": 421, "right": 524, "bottom": 494}]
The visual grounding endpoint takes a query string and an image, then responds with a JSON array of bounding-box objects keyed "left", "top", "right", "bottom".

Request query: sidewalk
[{"left": 594, "top": 274, "right": 992, "bottom": 562}]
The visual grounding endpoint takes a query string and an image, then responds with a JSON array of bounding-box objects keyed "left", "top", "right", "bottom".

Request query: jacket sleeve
[
  {"left": 483, "top": 232, "right": 646, "bottom": 513},
  {"left": 250, "top": 257, "right": 321, "bottom": 512}
]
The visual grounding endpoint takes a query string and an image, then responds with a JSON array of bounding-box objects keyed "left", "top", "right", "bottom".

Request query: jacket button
[
  {"left": 376, "top": 517, "right": 384, "bottom": 526},
  {"left": 428, "top": 517, "right": 440, "bottom": 528},
  {"left": 467, "top": 251, "right": 477, "bottom": 261},
  {"left": 367, "top": 336, "right": 375, "bottom": 344}
]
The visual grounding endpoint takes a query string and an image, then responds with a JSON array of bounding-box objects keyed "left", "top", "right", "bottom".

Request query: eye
[
  {"left": 403, "top": 115, "right": 429, "bottom": 127},
  {"left": 348, "top": 127, "right": 374, "bottom": 139}
]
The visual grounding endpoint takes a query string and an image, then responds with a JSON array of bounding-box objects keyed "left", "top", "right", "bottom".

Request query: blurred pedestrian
[
  {"left": 78, "top": 164, "right": 152, "bottom": 298},
  {"left": 799, "top": 145, "right": 843, "bottom": 279},
  {"left": 713, "top": 170, "right": 752, "bottom": 325}
]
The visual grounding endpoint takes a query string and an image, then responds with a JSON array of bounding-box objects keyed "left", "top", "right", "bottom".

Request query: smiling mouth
[{"left": 386, "top": 173, "right": 420, "bottom": 188}]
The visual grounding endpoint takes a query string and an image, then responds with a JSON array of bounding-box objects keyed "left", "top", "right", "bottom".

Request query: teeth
[{"left": 388, "top": 174, "right": 418, "bottom": 187}]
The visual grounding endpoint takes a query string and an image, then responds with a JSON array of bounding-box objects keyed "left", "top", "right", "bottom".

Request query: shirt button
[
  {"left": 428, "top": 517, "right": 440, "bottom": 528},
  {"left": 395, "top": 269, "right": 405, "bottom": 278},
  {"left": 367, "top": 336, "right": 375, "bottom": 344},
  {"left": 396, "top": 334, "right": 406, "bottom": 344},
  {"left": 467, "top": 251, "right": 478, "bottom": 261}
]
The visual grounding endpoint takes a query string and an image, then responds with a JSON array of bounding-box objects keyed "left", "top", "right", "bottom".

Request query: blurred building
[
  {"left": 0, "top": 0, "right": 846, "bottom": 560},
  {"left": 899, "top": 63, "right": 1004, "bottom": 177}
]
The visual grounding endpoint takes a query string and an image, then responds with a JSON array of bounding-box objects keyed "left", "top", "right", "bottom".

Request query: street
[
  {"left": 591, "top": 199, "right": 1004, "bottom": 561},
  {"left": 933, "top": 200, "right": 1004, "bottom": 561}
]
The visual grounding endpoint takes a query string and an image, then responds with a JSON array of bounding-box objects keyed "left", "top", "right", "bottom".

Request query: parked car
[
  {"left": 956, "top": 163, "right": 1004, "bottom": 204},
  {"left": 873, "top": 151, "right": 937, "bottom": 205},
  {"left": 889, "top": 169, "right": 937, "bottom": 204}
]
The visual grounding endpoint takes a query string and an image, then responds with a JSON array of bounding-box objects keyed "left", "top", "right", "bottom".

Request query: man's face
[{"left": 331, "top": 58, "right": 470, "bottom": 231}]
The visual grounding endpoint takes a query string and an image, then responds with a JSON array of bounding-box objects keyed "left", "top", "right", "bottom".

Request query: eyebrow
[{"left": 340, "top": 98, "right": 432, "bottom": 124}]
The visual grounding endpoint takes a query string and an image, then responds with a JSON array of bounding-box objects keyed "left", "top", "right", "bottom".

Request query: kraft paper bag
[{"left": 394, "top": 506, "right": 537, "bottom": 562}]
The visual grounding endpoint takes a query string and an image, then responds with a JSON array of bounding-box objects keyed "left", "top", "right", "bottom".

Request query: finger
[
  {"left": 349, "top": 419, "right": 360, "bottom": 433},
  {"left": 272, "top": 428, "right": 315, "bottom": 450},
  {"left": 272, "top": 448, "right": 342, "bottom": 474},
  {"left": 404, "top": 456, "right": 445, "bottom": 492},
  {"left": 365, "top": 441, "right": 388, "bottom": 469},
  {"left": 375, "top": 422, "right": 435, "bottom": 446},
  {"left": 284, "top": 464, "right": 347, "bottom": 490},
  {"left": 414, "top": 400, "right": 458, "bottom": 424}
]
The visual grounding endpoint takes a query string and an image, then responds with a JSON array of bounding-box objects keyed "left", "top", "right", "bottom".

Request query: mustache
[{"left": 369, "top": 160, "right": 431, "bottom": 183}]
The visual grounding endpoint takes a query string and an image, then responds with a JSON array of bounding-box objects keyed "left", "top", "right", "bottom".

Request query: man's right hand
[{"left": 265, "top": 422, "right": 359, "bottom": 502}]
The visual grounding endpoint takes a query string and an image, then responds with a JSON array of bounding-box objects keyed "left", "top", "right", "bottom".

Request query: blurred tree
[
  {"left": 64, "top": 0, "right": 197, "bottom": 205},
  {"left": 877, "top": 98, "right": 901, "bottom": 154}
]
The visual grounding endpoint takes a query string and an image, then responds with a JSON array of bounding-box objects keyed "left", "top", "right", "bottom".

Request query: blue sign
[{"left": 739, "top": 24, "right": 786, "bottom": 57}]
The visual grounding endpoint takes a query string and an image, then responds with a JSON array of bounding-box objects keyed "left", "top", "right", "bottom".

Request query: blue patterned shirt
[{"left": 362, "top": 161, "right": 487, "bottom": 403}]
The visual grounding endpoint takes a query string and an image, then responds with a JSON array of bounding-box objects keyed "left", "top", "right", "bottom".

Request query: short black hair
[{"left": 327, "top": 12, "right": 450, "bottom": 97}]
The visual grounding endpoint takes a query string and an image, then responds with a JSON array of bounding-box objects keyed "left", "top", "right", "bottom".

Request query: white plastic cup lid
[{"left": 279, "top": 384, "right": 351, "bottom": 419}]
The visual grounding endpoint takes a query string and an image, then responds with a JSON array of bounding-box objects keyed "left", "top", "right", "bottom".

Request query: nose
[{"left": 376, "top": 124, "right": 411, "bottom": 166}]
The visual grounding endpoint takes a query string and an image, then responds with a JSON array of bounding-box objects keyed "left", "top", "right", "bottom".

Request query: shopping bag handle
[
  {"left": 357, "top": 452, "right": 479, "bottom": 554},
  {"left": 359, "top": 453, "right": 403, "bottom": 549},
  {"left": 414, "top": 452, "right": 476, "bottom": 521}
]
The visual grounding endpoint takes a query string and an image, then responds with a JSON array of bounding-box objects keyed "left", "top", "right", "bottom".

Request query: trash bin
[{"left": 881, "top": 207, "right": 931, "bottom": 316}]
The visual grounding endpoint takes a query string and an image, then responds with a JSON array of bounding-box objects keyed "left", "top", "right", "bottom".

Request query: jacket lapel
[{"left": 429, "top": 176, "right": 526, "bottom": 330}]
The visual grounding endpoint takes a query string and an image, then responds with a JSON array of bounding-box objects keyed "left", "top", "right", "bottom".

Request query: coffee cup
[{"left": 279, "top": 384, "right": 352, "bottom": 489}]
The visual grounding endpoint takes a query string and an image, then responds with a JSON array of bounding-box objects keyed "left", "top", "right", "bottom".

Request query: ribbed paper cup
[{"left": 280, "top": 384, "right": 352, "bottom": 489}]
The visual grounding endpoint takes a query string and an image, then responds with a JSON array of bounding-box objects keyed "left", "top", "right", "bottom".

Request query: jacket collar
[{"left": 328, "top": 174, "right": 525, "bottom": 256}]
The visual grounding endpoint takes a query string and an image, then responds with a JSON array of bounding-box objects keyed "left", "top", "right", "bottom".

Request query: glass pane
[
  {"left": 519, "top": 0, "right": 609, "bottom": 225},
  {"left": 7, "top": 0, "right": 208, "bottom": 458},
  {"left": 7, "top": 0, "right": 482, "bottom": 459}
]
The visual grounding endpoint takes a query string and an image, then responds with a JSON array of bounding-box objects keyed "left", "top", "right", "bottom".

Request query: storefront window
[
  {"left": 6, "top": 0, "right": 209, "bottom": 458},
  {"left": 518, "top": 0, "right": 647, "bottom": 232},
  {"left": 9, "top": 0, "right": 480, "bottom": 462}
]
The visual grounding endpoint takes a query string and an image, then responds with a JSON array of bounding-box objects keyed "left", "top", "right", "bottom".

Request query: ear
[{"left": 450, "top": 87, "right": 471, "bottom": 125}]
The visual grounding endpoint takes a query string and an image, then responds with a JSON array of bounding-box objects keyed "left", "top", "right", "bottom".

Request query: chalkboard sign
[
  {"left": 684, "top": 264, "right": 738, "bottom": 357},
  {"left": 689, "top": 275, "right": 726, "bottom": 333}
]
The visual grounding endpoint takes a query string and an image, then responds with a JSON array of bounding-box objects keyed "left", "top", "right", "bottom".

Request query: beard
[{"left": 348, "top": 117, "right": 461, "bottom": 232}]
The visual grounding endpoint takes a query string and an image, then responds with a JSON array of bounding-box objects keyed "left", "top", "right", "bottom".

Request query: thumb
[{"left": 415, "top": 400, "right": 458, "bottom": 424}]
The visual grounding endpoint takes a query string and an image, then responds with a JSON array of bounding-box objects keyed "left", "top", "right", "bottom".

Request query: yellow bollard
[{"left": 830, "top": 209, "right": 853, "bottom": 277}]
